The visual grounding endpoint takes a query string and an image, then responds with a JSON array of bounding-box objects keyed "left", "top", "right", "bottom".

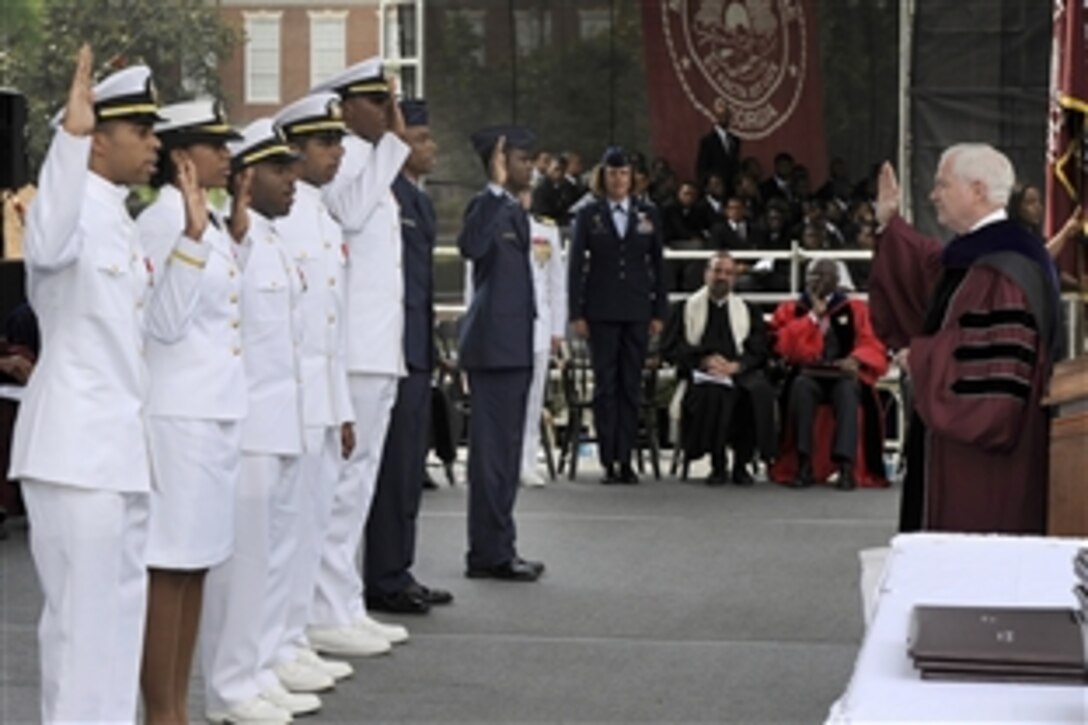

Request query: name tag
[
  {"left": 502, "top": 231, "right": 517, "bottom": 240},
  {"left": 402, "top": 218, "right": 417, "bottom": 228}
]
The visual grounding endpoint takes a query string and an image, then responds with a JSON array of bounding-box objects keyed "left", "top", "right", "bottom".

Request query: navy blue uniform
[
  {"left": 459, "top": 188, "right": 535, "bottom": 569},
  {"left": 568, "top": 196, "right": 667, "bottom": 470},
  {"left": 365, "top": 174, "right": 436, "bottom": 596}
]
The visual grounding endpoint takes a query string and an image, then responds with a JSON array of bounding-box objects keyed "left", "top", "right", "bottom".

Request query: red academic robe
[
  {"left": 869, "top": 215, "right": 1051, "bottom": 534},
  {"left": 768, "top": 295, "right": 890, "bottom": 487}
]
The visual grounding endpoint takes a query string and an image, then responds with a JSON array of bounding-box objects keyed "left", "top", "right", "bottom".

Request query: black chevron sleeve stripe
[
  {"left": 951, "top": 377, "right": 1031, "bottom": 400},
  {"left": 958, "top": 309, "right": 1037, "bottom": 331},
  {"left": 953, "top": 342, "right": 1036, "bottom": 365}
]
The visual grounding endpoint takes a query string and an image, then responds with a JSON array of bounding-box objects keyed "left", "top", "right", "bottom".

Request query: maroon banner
[
  {"left": 1044, "top": 0, "right": 1087, "bottom": 279},
  {"left": 641, "top": 0, "right": 828, "bottom": 186}
]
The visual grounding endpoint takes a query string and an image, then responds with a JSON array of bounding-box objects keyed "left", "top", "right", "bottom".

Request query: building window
[
  {"left": 244, "top": 12, "right": 281, "bottom": 104},
  {"left": 579, "top": 9, "right": 611, "bottom": 40},
  {"left": 310, "top": 11, "right": 347, "bottom": 88},
  {"left": 514, "top": 9, "right": 551, "bottom": 55}
]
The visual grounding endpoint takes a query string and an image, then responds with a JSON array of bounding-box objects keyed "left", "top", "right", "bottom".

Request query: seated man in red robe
[
  {"left": 770, "top": 260, "right": 889, "bottom": 489},
  {"left": 869, "top": 144, "right": 1061, "bottom": 534}
]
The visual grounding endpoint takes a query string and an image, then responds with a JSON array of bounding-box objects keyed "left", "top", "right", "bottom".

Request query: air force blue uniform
[
  {"left": 568, "top": 189, "right": 667, "bottom": 473},
  {"left": 458, "top": 187, "right": 535, "bottom": 569}
]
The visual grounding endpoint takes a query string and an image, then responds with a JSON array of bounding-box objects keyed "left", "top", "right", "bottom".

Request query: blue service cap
[
  {"left": 470, "top": 125, "right": 536, "bottom": 166},
  {"left": 601, "top": 146, "right": 629, "bottom": 168}
]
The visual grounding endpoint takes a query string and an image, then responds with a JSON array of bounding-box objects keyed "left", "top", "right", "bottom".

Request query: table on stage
[{"left": 827, "top": 533, "right": 1087, "bottom": 724}]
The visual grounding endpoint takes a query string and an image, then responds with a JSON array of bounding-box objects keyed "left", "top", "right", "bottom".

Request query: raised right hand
[
  {"left": 875, "top": 161, "right": 900, "bottom": 227},
  {"left": 178, "top": 156, "right": 209, "bottom": 242},
  {"left": 63, "top": 44, "right": 96, "bottom": 136},
  {"left": 490, "top": 136, "right": 508, "bottom": 188}
]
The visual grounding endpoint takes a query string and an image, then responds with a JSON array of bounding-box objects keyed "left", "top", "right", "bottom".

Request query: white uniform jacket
[
  {"left": 321, "top": 132, "right": 410, "bottom": 376},
  {"left": 528, "top": 214, "right": 567, "bottom": 354},
  {"left": 9, "top": 129, "right": 151, "bottom": 492},
  {"left": 138, "top": 185, "right": 247, "bottom": 421},
  {"left": 275, "top": 181, "right": 354, "bottom": 429},
  {"left": 236, "top": 211, "right": 304, "bottom": 456}
]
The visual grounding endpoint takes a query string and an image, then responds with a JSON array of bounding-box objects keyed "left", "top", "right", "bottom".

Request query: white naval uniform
[
  {"left": 137, "top": 185, "right": 246, "bottom": 569},
  {"left": 313, "top": 131, "right": 409, "bottom": 628},
  {"left": 9, "top": 128, "right": 152, "bottom": 723},
  {"left": 201, "top": 211, "right": 305, "bottom": 713},
  {"left": 272, "top": 180, "right": 354, "bottom": 665},
  {"left": 521, "top": 215, "right": 567, "bottom": 476}
]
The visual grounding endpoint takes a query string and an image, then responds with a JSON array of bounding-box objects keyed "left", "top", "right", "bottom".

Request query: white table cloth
[{"left": 828, "top": 533, "right": 1088, "bottom": 724}]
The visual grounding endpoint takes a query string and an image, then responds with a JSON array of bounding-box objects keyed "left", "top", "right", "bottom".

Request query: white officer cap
[
  {"left": 53, "top": 64, "right": 164, "bottom": 127},
  {"left": 228, "top": 118, "right": 299, "bottom": 171},
  {"left": 155, "top": 98, "right": 241, "bottom": 143},
  {"left": 310, "top": 56, "right": 388, "bottom": 98},
  {"left": 273, "top": 92, "right": 346, "bottom": 140}
]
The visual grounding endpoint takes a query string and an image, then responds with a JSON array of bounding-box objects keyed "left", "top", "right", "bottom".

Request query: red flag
[
  {"left": 1044, "top": 0, "right": 1087, "bottom": 281},
  {"left": 640, "top": 0, "right": 827, "bottom": 185}
]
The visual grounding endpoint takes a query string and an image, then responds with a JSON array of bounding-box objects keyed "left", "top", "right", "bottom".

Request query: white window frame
[
  {"left": 244, "top": 11, "right": 282, "bottom": 104},
  {"left": 309, "top": 10, "right": 348, "bottom": 89},
  {"left": 380, "top": 0, "right": 425, "bottom": 96}
]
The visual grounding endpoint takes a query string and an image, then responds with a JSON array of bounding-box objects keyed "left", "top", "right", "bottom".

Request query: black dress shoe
[
  {"left": 465, "top": 556, "right": 544, "bottom": 582},
  {"left": 618, "top": 464, "right": 639, "bottom": 485},
  {"left": 792, "top": 457, "right": 814, "bottom": 489},
  {"left": 600, "top": 464, "right": 620, "bottom": 485},
  {"left": 422, "top": 474, "right": 439, "bottom": 491},
  {"left": 705, "top": 470, "right": 727, "bottom": 486},
  {"left": 836, "top": 462, "right": 857, "bottom": 491},
  {"left": 366, "top": 589, "right": 431, "bottom": 614},
  {"left": 731, "top": 466, "right": 755, "bottom": 487},
  {"left": 407, "top": 581, "right": 454, "bottom": 605}
]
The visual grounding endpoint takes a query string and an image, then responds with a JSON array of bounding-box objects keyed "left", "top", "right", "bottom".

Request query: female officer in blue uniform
[{"left": 568, "top": 148, "right": 667, "bottom": 484}]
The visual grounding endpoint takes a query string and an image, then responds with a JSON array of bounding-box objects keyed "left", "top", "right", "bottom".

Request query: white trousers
[
  {"left": 520, "top": 350, "right": 550, "bottom": 475},
  {"left": 22, "top": 479, "right": 149, "bottom": 725},
  {"left": 276, "top": 425, "right": 341, "bottom": 664},
  {"left": 201, "top": 453, "right": 301, "bottom": 711},
  {"left": 311, "top": 373, "right": 398, "bottom": 627}
]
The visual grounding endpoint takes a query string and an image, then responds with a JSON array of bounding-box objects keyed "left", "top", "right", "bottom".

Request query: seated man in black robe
[{"left": 663, "top": 251, "right": 778, "bottom": 485}]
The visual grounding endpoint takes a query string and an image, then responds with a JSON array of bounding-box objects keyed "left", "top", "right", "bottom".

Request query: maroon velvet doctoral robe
[{"left": 870, "top": 215, "right": 1053, "bottom": 534}]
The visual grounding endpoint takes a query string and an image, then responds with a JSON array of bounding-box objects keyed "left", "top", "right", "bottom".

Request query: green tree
[{"left": 5, "top": 0, "right": 238, "bottom": 168}]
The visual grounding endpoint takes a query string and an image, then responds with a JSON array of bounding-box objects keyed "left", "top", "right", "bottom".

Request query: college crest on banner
[{"left": 643, "top": 0, "right": 827, "bottom": 183}]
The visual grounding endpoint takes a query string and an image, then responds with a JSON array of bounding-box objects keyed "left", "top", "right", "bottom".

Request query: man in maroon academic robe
[{"left": 870, "top": 144, "right": 1061, "bottom": 534}]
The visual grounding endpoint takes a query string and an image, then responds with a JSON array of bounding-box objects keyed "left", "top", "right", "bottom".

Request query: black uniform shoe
[
  {"left": 406, "top": 581, "right": 454, "bottom": 605},
  {"left": 366, "top": 589, "right": 431, "bottom": 615},
  {"left": 465, "top": 556, "right": 545, "bottom": 582},
  {"left": 792, "top": 457, "right": 814, "bottom": 489},
  {"left": 705, "top": 470, "right": 727, "bottom": 486},
  {"left": 836, "top": 462, "right": 857, "bottom": 491},
  {"left": 731, "top": 465, "right": 755, "bottom": 487},
  {"left": 618, "top": 464, "right": 640, "bottom": 485},
  {"left": 600, "top": 464, "right": 620, "bottom": 485}
]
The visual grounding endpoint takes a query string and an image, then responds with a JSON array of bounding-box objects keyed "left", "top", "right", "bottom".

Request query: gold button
[
  {"left": 232, "top": 347, "right": 241, "bottom": 356},
  {"left": 229, "top": 268, "right": 237, "bottom": 278},
  {"left": 327, "top": 314, "right": 336, "bottom": 324},
  {"left": 324, "top": 241, "right": 331, "bottom": 249},
  {"left": 111, "top": 264, "right": 120, "bottom": 274},
  {"left": 231, "top": 320, "right": 240, "bottom": 329},
  {"left": 328, "top": 277, "right": 336, "bottom": 287},
  {"left": 230, "top": 293, "right": 238, "bottom": 304}
]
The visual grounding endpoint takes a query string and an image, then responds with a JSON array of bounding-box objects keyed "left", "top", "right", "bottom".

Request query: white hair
[{"left": 939, "top": 143, "right": 1016, "bottom": 207}]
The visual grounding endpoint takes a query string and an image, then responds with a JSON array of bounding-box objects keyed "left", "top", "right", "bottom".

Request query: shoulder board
[{"left": 533, "top": 214, "right": 557, "bottom": 226}]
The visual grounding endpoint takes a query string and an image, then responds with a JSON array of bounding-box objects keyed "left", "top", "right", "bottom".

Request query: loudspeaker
[{"left": 0, "top": 90, "right": 29, "bottom": 190}]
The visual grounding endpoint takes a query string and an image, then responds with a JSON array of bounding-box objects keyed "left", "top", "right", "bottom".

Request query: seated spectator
[
  {"left": 531, "top": 150, "right": 554, "bottom": 188},
  {"left": 768, "top": 260, "right": 888, "bottom": 490},
  {"left": 629, "top": 150, "right": 653, "bottom": 205},
  {"left": 740, "top": 156, "right": 763, "bottom": 183},
  {"left": 734, "top": 171, "right": 764, "bottom": 220},
  {"left": 760, "top": 152, "right": 795, "bottom": 205},
  {"left": 696, "top": 173, "right": 727, "bottom": 219},
  {"left": 663, "top": 181, "right": 712, "bottom": 244},
  {"left": 710, "top": 196, "right": 767, "bottom": 251},
  {"left": 662, "top": 252, "right": 777, "bottom": 485}
]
